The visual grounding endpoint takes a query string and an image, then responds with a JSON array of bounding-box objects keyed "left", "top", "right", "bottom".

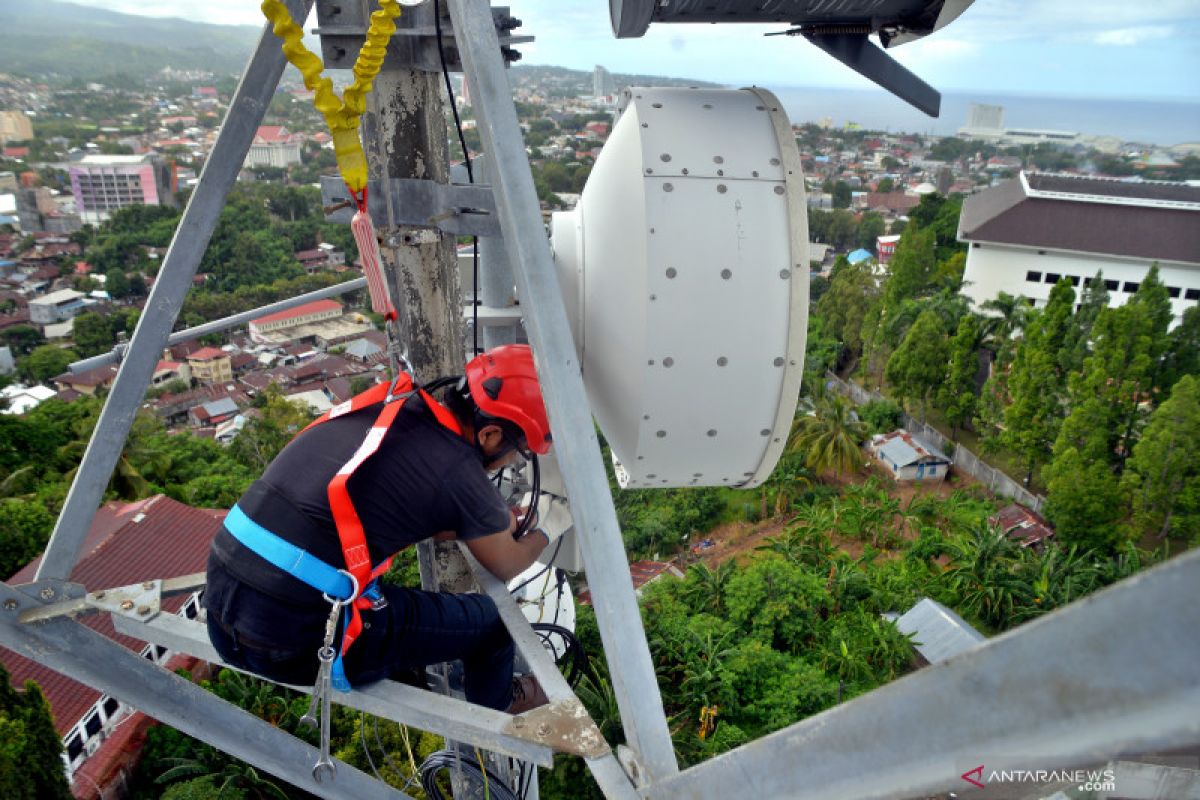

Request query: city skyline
[{"left": 77, "top": 0, "right": 1200, "bottom": 102}]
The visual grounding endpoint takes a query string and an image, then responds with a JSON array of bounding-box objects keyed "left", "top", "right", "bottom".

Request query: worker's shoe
[{"left": 506, "top": 675, "right": 549, "bottom": 714}]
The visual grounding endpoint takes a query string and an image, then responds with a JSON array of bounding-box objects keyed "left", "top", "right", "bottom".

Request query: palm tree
[
  {"left": 786, "top": 394, "right": 867, "bottom": 477},
  {"left": 942, "top": 523, "right": 1029, "bottom": 629},
  {"left": 682, "top": 561, "right": 735, "bottom": 614},
  {"left": 980, "top": 292, "right": 1029, "bottom": 348}
]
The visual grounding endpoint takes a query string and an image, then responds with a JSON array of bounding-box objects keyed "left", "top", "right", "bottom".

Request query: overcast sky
[{"left": 87, "top": 0, "right": 1200, "bottom": 100}]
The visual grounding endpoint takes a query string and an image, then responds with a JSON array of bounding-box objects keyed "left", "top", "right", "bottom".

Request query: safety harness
[{"left": 223, "top": 374, "right": 463, "bottom": 691}]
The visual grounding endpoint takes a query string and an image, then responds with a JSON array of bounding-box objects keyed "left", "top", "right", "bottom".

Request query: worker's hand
[{"left": 523, "top": 492, "right": 572, "bottom": 545}]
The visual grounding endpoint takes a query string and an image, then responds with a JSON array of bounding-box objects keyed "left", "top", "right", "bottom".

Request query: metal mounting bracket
[
  {"left": 504, "top": 698, "right": 610, "bottom": 759},
  {"left": 313, "top": 1, "right": 529, "bottom": 72},
  {"left": 16, "top": 572, "right": 206, "bottom": 625},
  {"left": 320, "top": 175, "right": 499, "bottom": 236}
]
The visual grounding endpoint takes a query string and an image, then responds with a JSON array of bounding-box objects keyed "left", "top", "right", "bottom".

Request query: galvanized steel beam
[{"left": 445, "top": 0, "right": 679, "bottom": 784}]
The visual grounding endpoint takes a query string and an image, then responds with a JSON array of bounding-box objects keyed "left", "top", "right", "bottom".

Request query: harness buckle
[{"left": 322, "top": 568, "right": 360, "bottom": 608}]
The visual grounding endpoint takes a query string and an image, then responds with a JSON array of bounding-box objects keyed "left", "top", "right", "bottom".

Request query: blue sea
[{"left": 764, "top": 86, "right": 1200, "bottom": 147}]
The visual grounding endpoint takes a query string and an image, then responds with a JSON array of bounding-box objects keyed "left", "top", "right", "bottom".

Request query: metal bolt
[
  {"left": 774, "top": 185, "right": 786, "bottom": 195},
  {"left": 721, "top": 269, "right": 733, "bottom": 280},
  {"left": 663, "top": 183, "right": 674, "bottom": 192},
  {"left": 717, "top": 184, "right": 727, "bottom": 194},
  {"left": 666, "top": 268, "right": 677, "bottom": 278},
  {"left": 3, "top": 599, "right": 18, "bottom": 611},
  {"left": 143, "top": 581, "right": 154, "bottom": 590},
  {"left": 120, "top": 600, "right": 134, "bottom": 610},
  {"left": 95, "top": 591, "right": 105, "bottom": 599},
  {"left": 536, "top": 723, "right": 552, "bottom": 737},
  {"left": 40, "top": 587, "right": 55, "bottom": 600},
  {"left": 713, "top": 155, "right": 724, "bottom": 164},
  {"left": 512, "top": 717, "right": 526, "bottom": 729},
  {"left": 717, "top": 356, "right": 728, "bottom": 366},
  {"left": 707, "top": 429, "right": 718, "bottom": 437},
  {"left": 138, "top": 605, "right": 151, "bottom": 616},
  {"left": 663, "top": 357, "right": 674, "bottom": 367},
  {"left": 660, "top": 153, "right": 671, "bottom": 162}
]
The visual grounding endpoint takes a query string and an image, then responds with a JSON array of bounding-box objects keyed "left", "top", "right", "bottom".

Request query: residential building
[
  {"left": 958, "top": 172, "right": 1200, "bottom": 327},
  {"left": 29, "top": 288, "right": 86, "bottom": 324},
  {"left": 882, "top": 598, "right": 985, "bottom": 666},
  {"left": 185, "top": 346, "right": 233, "bottom": 384},
  {"left": 877, "top": 235, "right": 901, "bottom": 264},
  {"left": 68, "top": 154, "right": 177, "bottom": 224},
  {"left": 2, "top": 495, "right": 222, "bottom": 793},
  {"left": 246, "top": 125, "right": 303, "bottom": 168},
  {"left": 990, "top": 503, "right": 1056, "bottom": 549},
  {"left": 248, "top": 298, "right": 345, "bottom": 343},
  {"left": 188, "top": 396, "right": 240, "bottom": 427},
  {"left": 52, "top": 364, "right": 119, "bottom": 396},
  {"left": 868, "top": 430, "right": 951, "bottom": 483},
  {"left": 0, "top": 110, "right": 33, "bottom": 145}
]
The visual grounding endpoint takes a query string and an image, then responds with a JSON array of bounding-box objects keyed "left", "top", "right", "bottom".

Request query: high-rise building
[
  {"left": 958, "top": 103, "right": 1004, "bottom": 139},
  {"left": 593, "top": 65, "right": 616, "bottom": 100},
  {"left": 68, "top": 154, "right": 176, "bottom": 224}
]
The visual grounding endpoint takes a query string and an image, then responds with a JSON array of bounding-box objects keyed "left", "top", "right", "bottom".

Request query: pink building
[{"left": 68, "top": 154, "right": 176, "bottom": 224}]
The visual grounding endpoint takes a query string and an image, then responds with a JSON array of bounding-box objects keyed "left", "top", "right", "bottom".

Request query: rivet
[
  {"left": 774, "top": 185, "right": 786, "bottom": 195},
  {"left": 717, "top": 169, "right": 724, "bottom": 176},
  {"left": 703, "top": 103, "right": 713, "bottom": 109},
  {"left": 663, "top": 183, "right": 674, "bottom": 192},
  {"left": 660, "top": 153, "right": 672, "bottom": 162},
  {"left": 721, "top": 269, "right": 732, "bottom": 280},
  {"left": 694, "top": 473, "right": 703, "bottom": 478},
  {"left": 652, "top": 102, "right": 663, "bottom": 108},
  {"left": 663, "top": 357, "right": 674, "bottom": 367},
  {"left": 666, "top": 268, "right": 677, "bottom": 278},
  {"left": 647, "top": 473, "right": 657, "bottom": 478},
  {"left": 513, "top": 717, "right": 526, "bottom": 729},
  {"left": 774, "top": 357, "right": 785, "bottom": 366},
  {"left": 120, "top": 600, "right": 134, "bottom": 610},
  {"left": 780, "top": 269, "right": 790, "bottom": 279},
  {"left": 717, "top": 184, "right": 727, "bottom": 194},
  {"left": 3, "top": 599, "right": 17, "bottom": 611},
  {"left": 643, "top": 414, "right": 651, "bottom": 420},
  {"left": 774, "top": 438, "right": 781, "bottom": 443},
  {"left": 770, "top": 157, "right": 781, "bottom": 166},
  {"left": 650, "top": 294, "right": 657, "bottom": 301},
  {"left": 645, "top": 168, "right": 654, "bottom": 174},
  {"left": 681, "top": 168, "right": 689, "bottom": 175},
  {"left": 638, "top": 456, "right": 645, "bottom": 460},
  {"left": 713, "top": 156, "right": 724, "bottom": 164},
  {"left": 641, "top": 122, "right": 648, "bottom": 128},
  {"left": 756, "top": 105, "right": 765, "bottom": 111},
  {"left": 656, "top": 430, "right": 666, "bottom": 438},
  {"left": 647, "top": 359, "right": 655, "bottom": 365},
  {"left": 760, "top": 429, "right": 771, "bottom": 436},
  {"left": 138, "top": 605, "right": 151, "bottom": 616},
  {"left": 707, "top": 429, "right": 718, "bottom": 437},
  {"left": 40, "top": 587, "right": 55, "bottom": 600},
  {"left": 717, "top": 356, "right": 728, "bottom": 366},
  {"left": 744, "top": 472, "right": 755, "bottom": 476},
  {"left": 752, "top": 171, "right": 759, "bottom": 177},
  {"left": 661, "top": 479, "right": 668, "bottom": 484}
]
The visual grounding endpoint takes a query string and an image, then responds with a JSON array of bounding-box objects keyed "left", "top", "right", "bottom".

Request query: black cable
[
  {"left": 508, "top": 535, "right": 562, "bottom": 595},
  {"left": 420, "top": 749, "right": 519, "bottom": 800},
  {"left": 433, "top": 0, "right": 480, "bottom": 356}
]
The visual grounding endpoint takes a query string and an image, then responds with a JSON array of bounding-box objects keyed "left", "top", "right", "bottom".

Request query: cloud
[{"left": 1093, "top": 26, "right": 1175, "bottom": 46}]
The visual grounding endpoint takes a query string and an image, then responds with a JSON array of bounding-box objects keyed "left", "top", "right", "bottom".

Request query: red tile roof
[
  {"left": 186, "top": 346, "right": 226, "bottom": 361},
  {"left": 251, "top": 299, "right": 341, "bottom": 326},
  {"left": 3, "top": 496, "right": 225, "bottom": 734}
]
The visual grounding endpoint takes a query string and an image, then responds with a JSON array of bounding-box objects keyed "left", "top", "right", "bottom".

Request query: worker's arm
[{"left": 463, "top": 511, "right": 547, "bottom": 582}]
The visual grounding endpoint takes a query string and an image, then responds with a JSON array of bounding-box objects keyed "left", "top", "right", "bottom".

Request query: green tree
[
  {"left": 1160, "top": 305, "right": 1200, "bottom": 391},
  {"left": 72, "top": 311, "right": 114, "bottom": 358},
  {"left": 104, "top": 266, "right": 131, "bottom": 299},
  {"left": 0, "top": 665, "right": 72, "bottom": 800},
  {"left": 20, "top": 344, "right": 76, "bottom": 384},
  {"left": 1121, "top": 375, "right": 1200, "bottom": 542},
  {"left": 884, "top": 309, "right": 946, "bottom": 422},
  {"left": 857, "top": 212, "right": 885, "bottom": 252},
  {"left": 228, "top": 385, "right": 316, "bottom": 472},
  {"left": 882, "top": 227, "right": 936, "bottom": 306},
  {"left": 0, "top": 499, "right": 56, "bottom": 577},
  {"left": 815, "top": 259, "right": 879, "bottom": 357},
  {"left": 1001, "top": 279, "right": 1075, "bottom": 483},
  {"left": 831, "top": 180, "right": 852, "bottom": 209},
  {"left": 939, "top": 314, "right": 980, "bottom": 440},
  {"left": 1059, "top": 271, "right": 1109, "bottom": 377},
  {"left": 875, "top": 177, "right": 895, "bottom": 193},
  {"left": 786, "top": 393, "right": 867, "bottom": 476},
  {"left": 1042, "top": 447, "right": 1126, "bottom": 553}
]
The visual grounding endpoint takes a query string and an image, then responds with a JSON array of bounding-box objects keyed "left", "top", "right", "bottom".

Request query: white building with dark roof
[{"left": 958, "top": 172, "right": 1200, "bottom": 327}]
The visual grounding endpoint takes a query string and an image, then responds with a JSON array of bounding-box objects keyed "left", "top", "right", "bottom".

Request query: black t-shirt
[{"left": 210, "top": 394, "right": 511, "bottom": 599}]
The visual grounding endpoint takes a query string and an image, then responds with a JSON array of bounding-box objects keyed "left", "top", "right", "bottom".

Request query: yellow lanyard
[{"left": 260, "top": 0, "right": 401, "bottom": 208}]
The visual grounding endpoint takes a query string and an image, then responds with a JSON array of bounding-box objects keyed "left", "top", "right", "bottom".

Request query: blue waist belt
[
  {"left": 223, "top": 503, "right": 382, "bottom": 692},
  {"left": 224, "top": 504, "right": 354, "bottom": 600}
]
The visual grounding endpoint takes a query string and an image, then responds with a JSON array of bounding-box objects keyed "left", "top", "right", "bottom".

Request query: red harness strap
[{"left": 299, "top": 374, "right": 464, "bottom": 659}]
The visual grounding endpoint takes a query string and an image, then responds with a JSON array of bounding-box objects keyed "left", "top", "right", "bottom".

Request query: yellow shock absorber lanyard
[{"left": 260, "top": 0, "right": 402, "bottom": 211}]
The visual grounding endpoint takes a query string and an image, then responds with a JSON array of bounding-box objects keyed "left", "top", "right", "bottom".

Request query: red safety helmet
[{"left": 464, "top": 345, "right": 552, "bottom": 455}]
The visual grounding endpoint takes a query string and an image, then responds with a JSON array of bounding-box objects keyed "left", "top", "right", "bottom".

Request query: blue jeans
[{"left": 205, "top": 561, "right": 515, "bottom": 710}]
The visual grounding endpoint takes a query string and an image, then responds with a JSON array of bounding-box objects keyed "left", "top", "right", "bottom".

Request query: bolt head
[
  {"left": 39, "top": 587, "right": 55, "bottom": 600},
  {"left": 120, "top": 600, "right": 134, "bottom": 610},
  {"left": 536, "top": 723, "right": 552, "bottom": 737},
  {"left": 137, "top": 605, "right": 151, "bottom": 616},
  {"left": 3, "top": 599, "right": 18, "bottom": 611}
]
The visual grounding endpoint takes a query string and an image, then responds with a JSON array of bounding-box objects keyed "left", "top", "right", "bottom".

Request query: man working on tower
[{"left": 204, "top": 344, "right": 571, "bottom": 714}]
